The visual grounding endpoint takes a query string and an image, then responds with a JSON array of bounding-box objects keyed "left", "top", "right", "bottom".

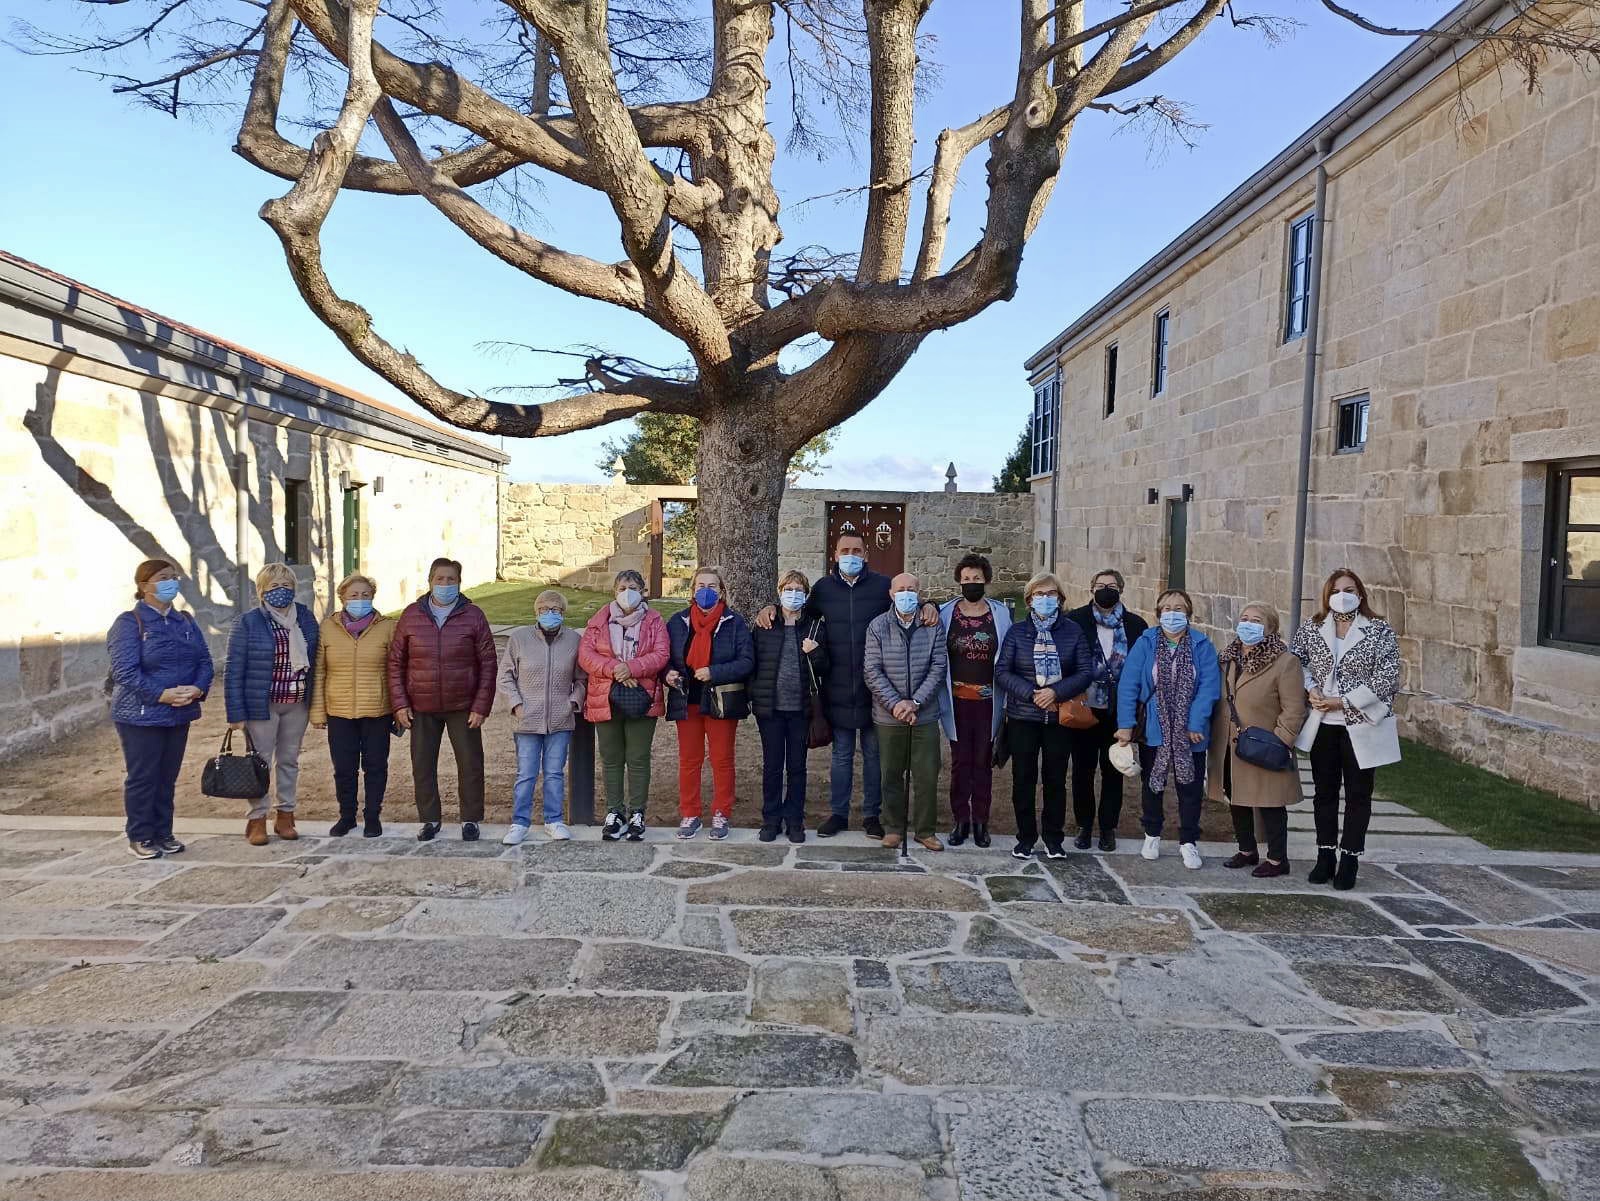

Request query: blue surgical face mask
[
  {"left": 431, "top": 583, "right": 459, "bottom": 606},
  {"left": 344, "top": 598, "right": 374, "bottom": 619},
  {"left": 1160, "top": 611, "right": 1189, "bottom": 635},
  {"left": 537, "top": 610, "right": 564, "bottom": 631},
  {"left": 893, "top": 590, "right": 920, "bottom": 615},
  {"left": 1236, "top": 620, "right": 1265, "bottom": 645},
  {"left": 780, "top": 588, "right": 807, "bottom": 611},
  {"left": 263, "top": 586, "right": 295, "bottom": 608},
  {"left": 153, "top": 578, "right": 181, "bottom": 604},
  {"left": 694, "top": 587, "right": 720, "bottom": 611},
  {"left": 1030, "top": 594, "right": 1059, "bottom": 619},
  {"left": 617, "top": 588, "right": 642, "bottom": 610},
  {"left": 837, "top": 554, "right": 864, "bottom": 577}
]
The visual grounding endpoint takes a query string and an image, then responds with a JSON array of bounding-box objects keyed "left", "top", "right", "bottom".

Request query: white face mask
[{"left": 1329, "top": 590, "right": 1360, "bottom": 615}]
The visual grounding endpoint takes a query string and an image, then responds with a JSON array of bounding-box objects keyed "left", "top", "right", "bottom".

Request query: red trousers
[{"left": 677, "top": 704, "right": 739, "bottom": 818}]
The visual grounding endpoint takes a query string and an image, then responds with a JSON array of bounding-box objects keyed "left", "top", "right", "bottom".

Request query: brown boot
[
  {"left": 245, "top": 818, "right": 268, "bottom": 846},
  {"left": 880, "top": 833, "right": 903, "bottom": 850},
  {"left": 917, "top": 835, "right": 946, "bottom": 853},
  {"left": 274, "top": 810, "right": 299, "bottom": 840}
]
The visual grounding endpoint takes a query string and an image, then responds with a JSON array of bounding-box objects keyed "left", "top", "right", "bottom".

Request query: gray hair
[{"left": 613, "top": 569, "right": 646, "bottom": 593}]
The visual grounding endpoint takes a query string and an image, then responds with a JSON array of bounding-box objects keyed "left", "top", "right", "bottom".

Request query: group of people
[{"left": 106, "top": 536, "right": 1401, "bottom": 890}]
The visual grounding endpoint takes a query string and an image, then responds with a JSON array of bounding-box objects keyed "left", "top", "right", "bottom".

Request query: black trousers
[
  {"left": 1139, "top": 743, "right": 1206, "bottom": 845},
  {"left": 328, "top": 715, "right": 392, "bottom": 820},
  {"left": 116, "top": 723, "right": 189, "bottom": 844},
  {"left": 757, "top": 712, "right": 809, "bottom": 832},
  {"left": 410, "top": 709, "right": 486, "bottom": 824},
  {"left": 1231, "top": 804, "right": 1289, "bottom": 862},
  {"left": 1009, "top": 717, "right": 1072, "bottom": 846},
  {"left": 1066, "top": 709, "right": 1123, "bottom": 834},
  {"left": 1309, "top": 723, "right": 1374, "bottom": 853}
]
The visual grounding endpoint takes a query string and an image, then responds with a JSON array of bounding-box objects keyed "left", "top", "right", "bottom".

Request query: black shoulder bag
[
  {"left": 201, "top": 727, "right": 272, "bottom": 799},
  {"left": 1226, "top": 663, "right": 1294, "bottom": 773}
]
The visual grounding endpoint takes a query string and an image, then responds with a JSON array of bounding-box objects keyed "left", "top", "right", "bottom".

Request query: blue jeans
[
  {"left": 513, "top": 731, "right": 572, "bottom": 826},
  {"left": 828, "top": 723, "right": 881, "bottom": 820}
]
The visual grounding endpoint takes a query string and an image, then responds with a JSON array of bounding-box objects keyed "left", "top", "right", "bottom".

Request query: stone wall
[
  {"left": 1030, "top": 39, "right": 1600, "bottom": 806},
  {"left": 499, "top": 482, "right": 684, "bottom": 592}
]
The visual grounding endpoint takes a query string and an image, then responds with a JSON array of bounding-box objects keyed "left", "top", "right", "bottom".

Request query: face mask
[
  {"left": 1160, "top": 611, "right": 1189, "bottom": 635},
  {"left": 537, "top": 610, "right": 564, "bottom": 631},
  {"left": 960, "top": 582, "right": 986, "bottom": 603},
  {"left": 617, "top": 588, "right": 642, "bottom": 610},
  {"left": 153, "top": 578, "right": 181, "bottom": 604},
  {"left": 1030, "top": 594, "right": 1059, "bottom": 619},
  {"left": 780, "top": 588, "right": 807, "bottom": 611},
  {"left": 1236, "top": 620, "right": 1265, "bottom": 645},
  {"left": 893, "top": 590, "right": 920, "bottom": 615},
  {"left": 263, "top": 586, "right": 295, "bottom": 608},
  {"left": 694, "top": 587, "right": 720, "bottom": 611},
  {"left": 1094, "top": 586, "right": 1121, "bottom": 609},
  {"left": 344, "top": 598, "right": 374, "bottom": 620},
  {"left": 431, "top": 584, "right": 459, "bottom": 606},
  {"left": 837, "top": 554, "right": 864, "bottom": 577},
  {"left": 1329, "top": 590, "right": 1360, "bottom": 614}
]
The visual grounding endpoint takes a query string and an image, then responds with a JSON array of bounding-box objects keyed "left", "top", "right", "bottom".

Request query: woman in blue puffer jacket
[{"left": 107, "top": 558, "right": 214, "bottom": 860}]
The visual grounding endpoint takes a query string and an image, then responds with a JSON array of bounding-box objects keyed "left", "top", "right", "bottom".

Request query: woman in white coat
[
  {"left": 938, "top": 554, "right": 1013, "bottom": 848},
  {"left": 1290, "top": 568, "right": 1402, "bottom": 891}
]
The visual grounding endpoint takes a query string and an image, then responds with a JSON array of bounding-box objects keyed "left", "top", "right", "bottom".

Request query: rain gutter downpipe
[
  {"left": 234, "top": 401, "right": 251, "bottom": 615},
  {"left": 1289, "top": 132, "right": 1335, "bottom": 628}
]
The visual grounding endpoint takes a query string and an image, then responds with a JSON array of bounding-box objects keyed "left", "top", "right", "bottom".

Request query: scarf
[
  {"left": 341, "top": 610, "right": 377, "bottom": 638},
  {"left": 1149, "top": 633, "right": 1197, "bottom": 792},
  {"left": 607, "top": 600, "right": 649, "bottom": 661},
  {"left": 1089, "top": 603, "right": 1130, "bottom": 706},
  {"left": 1031, "top": 614, "right": 1062, "bottom": 687},
  {"left": 1219, "top": 632, "right": 1287, "bottom": 679},
  {"left": 264, "top": 603, "right": 309, "bottom": 675},
  {"left": 687, "top": 600, "right": 724, "bottom": 671}
]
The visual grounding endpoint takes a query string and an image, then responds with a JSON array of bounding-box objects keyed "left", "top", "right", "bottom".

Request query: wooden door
[{"left": 825, "top": 503, "right": 906, "bottom": 578}]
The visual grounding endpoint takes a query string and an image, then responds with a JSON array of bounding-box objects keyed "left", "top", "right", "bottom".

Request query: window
[
  {"left": 1285, "top": 212, "right": 1315, "bottom": 341},
  {"left": 1151, "top": 309, "right": 1170, "bottom": 395},
  {"left": 1104, "top": 343, "right": 1118, "bottom": 418},
  {"left": 1030, "top": 374, "right": 1059, "bottom": 476},
  {"left": 1544, "top": 464, "right": 1600, "bottom": 652},
  {"left": 283, "top": 479, "right": 307, "bottom": 564},
  {"left": 1335, "top": 394, "right": 1370, "bottom": 453}
]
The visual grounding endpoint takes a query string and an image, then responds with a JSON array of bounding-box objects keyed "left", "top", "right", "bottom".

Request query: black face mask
[
  {"left": 1094, "top": 586, "right": 1121, "bottom": 609},
  {"left": 960, "top": 582, "right": 986, "bottom": 602}
]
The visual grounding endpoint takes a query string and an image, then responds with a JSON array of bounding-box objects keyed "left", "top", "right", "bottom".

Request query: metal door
[
  {"left": 342, "top": 487, "right": 361, "bottom": 577},
  {"left": 1166, "top": 499, "right": 1188, "bottom": 592},
  {"left": 825, "top": 503, "right": 906, "bottom": 578}
]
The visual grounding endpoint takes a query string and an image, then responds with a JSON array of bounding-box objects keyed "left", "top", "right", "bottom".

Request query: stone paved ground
[{"left": 2, "top": 818, "right": 1598, "bottom": 1200}]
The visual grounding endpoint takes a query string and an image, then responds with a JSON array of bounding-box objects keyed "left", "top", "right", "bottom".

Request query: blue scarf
[
  {"left": 1150, "top": 634, "right": 1198, "bottom": 791},
  {"left": 1088, "top": 603, "right": 1129, "bottom": 708},
  {"left": 1031, "top": 615, "right": 1062, "bottom": 686}
]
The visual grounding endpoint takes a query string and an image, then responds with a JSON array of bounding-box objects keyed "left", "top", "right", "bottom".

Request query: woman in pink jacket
[{"left": 578, "top": 570, "right": 670, "bottom": 841}]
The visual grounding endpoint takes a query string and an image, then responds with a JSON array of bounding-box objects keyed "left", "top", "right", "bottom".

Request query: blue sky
[{"left": 2, "top": 2, "right": 1451, "bottom": 488}]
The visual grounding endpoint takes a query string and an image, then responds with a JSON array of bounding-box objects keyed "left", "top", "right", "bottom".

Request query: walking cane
[{"left": 900, "top": 754, "right": 912, "bottom": 863}]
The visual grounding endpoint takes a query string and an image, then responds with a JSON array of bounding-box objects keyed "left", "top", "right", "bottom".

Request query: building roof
[
  {"left": 0, "top": 247, "right": 510, "bottom": 465},
  {"left": 1023, "top": 0, "right": 1511, "bottom": 374}
]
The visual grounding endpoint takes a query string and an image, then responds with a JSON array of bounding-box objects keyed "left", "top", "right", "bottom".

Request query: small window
[
  {"left": 1543, "top": 464, "right": 1600, "bottom": 652},
  {"left": 1335, "top": 394, "right": 1370, "bottom": 454},
  {"left": 1285, "top": 213, "right": 1315, "bottom": 341},
  {"left": 1151, "top": 309, "right": 1170, "bottom": 396},
  {"left": 1104, "top": 343, "right": 1119, "bottom": 418},
  {"left": 1031, "top": 374, "right": 1059, "bottom": 476},
  {"left": 284, "top": 479, "right": 307, "bottom": 564}
]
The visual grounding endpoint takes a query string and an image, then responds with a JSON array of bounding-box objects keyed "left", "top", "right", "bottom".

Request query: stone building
[
  {"left": 0, "top": 250, "right": 507, "bottom": 761},
  {"left": 1024, "top": 0, "right": 1600, "bottom": 807}
]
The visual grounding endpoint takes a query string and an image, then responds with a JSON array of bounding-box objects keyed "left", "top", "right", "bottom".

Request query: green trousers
[
  {"left": 595, "top": 716, "right": 657, "bottom": 815},
  {"left": 877, "top": 721, "right": 941, "bottom": 840}
]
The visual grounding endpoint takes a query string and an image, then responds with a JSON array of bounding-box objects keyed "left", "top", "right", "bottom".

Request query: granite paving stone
[
  {"left": 285, "top": 897, "right": 414, "bottom": 932},
  {"left": 489, "top": 995, "right": 670, "bottom": 1057},
  {"left": 1497, "top": 866, "right": 1600, "bottom": 891},
  {"left": 1084, "top": 1099, "right": 1289, "bottom": 1170},
  {"left": 1370, "top": 895, "right": 1480, "bottom": 926},
  {"left": 309, "top": 990, "right": 486, "bottom": 1059},
  {"left": 1297, "top": 1029, "right": 1473, "bottom": 1068},
  {"left": 2, "top": 878, "right": 148, "bottom": 908},
  {"left": 675, "top": 912, "right": 727, "bottom": 951},
  {"left": 1478, "top": 1020, "right": 1600, "bottom": 1070},
  {"left": 0, "top": 1168, "right": 667, "bottom": 1200},
  {"left": 1119, "top": 957, "right": 1343, "bottom": 1027},
  {"left": 144, "top": 906, "right": 286, "bottom": 958},
  {"left": 673, "top": 843, "right": 789, "bottom": 867},
  {"left": 899, "top": 960, "right": 1030, "bottom": 1014},
  {"left": 1401, "top": 937, "right": 1588, "bottom": 1015},
  {"left": 579, "top": 942, "right": 749, "bottom": 993},
  {"left": 1394, "top": 864, "right": 1556, "bottom": 923},
  {"left": 684, "top": 1156, "right": 835, "bottom": 1201},
  {"left": 526, "top": 841, "right": 655, "bottom": 873},
  {"left": 1040, "top": 854, "right": 1131, "bottom": 904},
  {"left": 1016, "top": 960, "right": 1117, "bottom": 1019},
  {"left": 295, "top": 858, "right": 520, "bottom": 899},
  {"left": 0, "top": 905, "right": 186, "bottom": 940},
  {"left": 1328, "top": 1068, "right": 1519, "bottom": 1127},
  {"left": 392, "top": 1061, "right": 606, "bottom": 1109},
  {"left": 1295, "top": 963, "right": 1460, "bottom": 1013},
  {"left": 1465, "top": 927, "right": 1600, "bottom": 977},
  {"left": 3, "top": 961, "right": 264, "bottom": 1026},
  {"left": 718, "top": 1091, "right": 940, "bottom": 1159},
  {"left": 0, "top": 1030, "right": 165, "bottom": 1081},
  {"left": 688, "top": 868, "right": 982, "bottom": 910},
  {"left": 1270, "top": 1101, "right": 1349, "bottom": 1122},
  {"left": 1196, "top": 893, "right": 1403, "bottom": 936},
  {"left": 751, "top": 959, "right": 853, "bottom": 1033},
  {"left": 273, "top": 934, "right": 578, "bottom": 991},
  {"left": 202, "top": 1107, "right": 383, "bottom": 1168},
  {"left": 946, "top": 1090, "right": 1105, "bottom": 1201},
  {"left": 540, "top": 1112, "right": 721, "bottom": 1171},
  {"left": 375, "top": 1110, "right": 543, "bottom": 1168},
  {"left": 121, "top": 990, "right": 349, "bottom": 1087},
  {"left": 963, "top": 915, "right": 1060, "bottom": 960},
  {"left": 985, "top": 874, "right": 1060, "bottom": 903},
  {"left": 134, "top": 865, "right": 301, "bottom": 905},
  {"left": 402, "top": 897, "right": 532, "bottom": 934},
  {"left": 1287, "top": 1128, "right": 1549, "bottom": 1201},
  {"left": 672, "top": 995, "right": 748, "bottom": 1035},
  {"left": 852, "top": 958, "right": 891, "bottom": 988},
  {"left": 0, "top": 937, "right": 151, "bottom": 958},
  {"left": 0, "top": 1110, "right": 200, "bottom": 1167},
  {"left": 1504, "top": 1073, "right": 1600, "bottom": 1130},
  {"left": 521, "top": 873, "right": 678, "bottom": 938},
  {"left": 730, "top": 908, "right": 957, "bottom": 957},
  {"left": 1548, "top": 1138, "right": 1600, "bottom": 1201},
  {"left": 651, "top": 860, "right": 730, "bottom": 879},
  {"left": 146, "top": 1058, "right": 402, "bottom": 1107},
  {"left": 0, "top": 960, "right": 60, "bottom": 999},
  {"left": 652, "top": 1033, "right": 859, "bottom": 1087},
  {"left": 1254, "top": 933, "right": 1413, "bottom": 963},
  {"left": 1003, "top": 902, "right": 1195, "bottom": 953}
]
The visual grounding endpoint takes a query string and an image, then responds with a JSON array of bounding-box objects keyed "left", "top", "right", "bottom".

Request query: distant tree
[
  {"left": 994, "top": 422, "right": 1032, "bottom": 493},
  {"left": 601, "top": 414, "right": 834, "bottom": 486}
]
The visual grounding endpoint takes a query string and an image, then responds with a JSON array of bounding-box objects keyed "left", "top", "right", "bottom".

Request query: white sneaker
[
  {"left": 1180, "top": 843, "right": 1203, "bottom": 870},
  {"left": 543, "top": 821, "right": 572, "bottom": 841},
  {"left": 502, "top": 823, "right": 530, "bottom": 846},
  {"left": 1141, "top": 835, "right": 1161, "bottom": 860}
]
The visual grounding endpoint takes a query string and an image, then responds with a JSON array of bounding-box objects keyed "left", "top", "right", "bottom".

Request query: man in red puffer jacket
[{"left": 388, "top": 557, "right": 497, "bottom": 842}]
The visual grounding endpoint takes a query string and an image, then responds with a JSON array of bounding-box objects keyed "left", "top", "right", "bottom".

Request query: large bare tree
[{"left": 22, "top": 0, "right": 1599, "bottom": 602}]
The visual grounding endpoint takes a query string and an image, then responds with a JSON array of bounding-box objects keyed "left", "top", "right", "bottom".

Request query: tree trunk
[{"left": 695, "top": 401, "right": 790, "bottom": 613}]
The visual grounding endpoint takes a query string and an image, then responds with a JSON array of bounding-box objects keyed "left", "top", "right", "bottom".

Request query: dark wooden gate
[{"left": 825, "top": 502, "right": 906, "bottom": 578}]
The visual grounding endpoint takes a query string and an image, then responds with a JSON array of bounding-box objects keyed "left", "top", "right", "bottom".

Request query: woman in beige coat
[{"left": 1208, "top": 601, "right": 1308, "bottom": 878}]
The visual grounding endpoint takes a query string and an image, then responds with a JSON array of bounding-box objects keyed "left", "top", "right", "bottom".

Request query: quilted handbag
[
  {"left": 608, "top": 680, "right": 653, "bottom": 719},
  {"left": 200, "top": 728, "right": 270, "bottom": 800}
]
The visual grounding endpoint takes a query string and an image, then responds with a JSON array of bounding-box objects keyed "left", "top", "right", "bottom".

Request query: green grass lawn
[
  {"left": 1379, "top": 737, "right": 1600, "bottom": 853},
  {"left": 467, "top": 580, "right": 686, "bottom": 627}
]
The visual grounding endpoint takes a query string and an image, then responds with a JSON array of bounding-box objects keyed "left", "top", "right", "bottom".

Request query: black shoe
[
  {"left": 461, "top": 822, "right": 480, "bottom": 842},
  {"left": 363, "top": 816, "right": 383, "bottom": 838},
  {"left": 1333, "top": 852, "right": 1361, "bottom": 891},
  {"left": 1043, "top": 841, "right": 1068, "bottom": 860},
  {"left": 1308, "top": 847, "right": 1337, "bottom": 885},
  {"left": 626, "top": 812, "right": 647, "bottom": 841},
  {"left": 127, "top": 839, "right": 162, "bottom": 860},
  {"left": 787, "top": 827, "right": 806, "bottom": 844},
  {"left": 1073, "top": 831, "right": 1092, "bottom": 851},
  {"left": 863, "top": 818, "right": 885, "bottom": 841},
  {"left": 156, "top": 835, "right": 185, "bottom": 855},
  {"left": 973, "top": 824, "right": 991, "bottom": 848},
  {"left": 949, "top": 822, "right": 971, "bottom": 847},
  {"left": 758, "top": 825, "right": 780, "bottom": 843},
  {"left": 818, "top": 815, "right": 847, "bottom": 838},
  {"left": 417, "top": 822, "right": 440, "bottom": 843},
  {"left": 329, "top": 816, "right": 357, "bottom": 837},
  {"left": 1011, "top": 841, "right": 1034, "bottom": 860},
  {"left": 1098, "top": 832, "right": 1116, "bottom": 853},
  {"left": 601, "top": 812, "right": 625, "bottom": 841}
]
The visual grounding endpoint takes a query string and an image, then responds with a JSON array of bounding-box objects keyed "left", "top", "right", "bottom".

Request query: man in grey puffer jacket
[{"left": 864, "top": 573, "right": 948, "bottom": 851}]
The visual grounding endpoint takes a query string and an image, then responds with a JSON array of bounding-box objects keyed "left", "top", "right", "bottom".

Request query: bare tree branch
[{"left": 856, "top": 0, "right": 930, "bottom": 284}]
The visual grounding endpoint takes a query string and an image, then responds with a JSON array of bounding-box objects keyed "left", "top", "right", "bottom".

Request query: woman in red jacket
[{"left": 578, "top": 569, "right": 670, "bottom": 841}]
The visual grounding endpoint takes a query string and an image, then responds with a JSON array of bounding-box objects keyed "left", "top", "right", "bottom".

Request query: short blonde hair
[
  {"left": 779, "top": 569, "right": 810, "bottom": 593},
  {"left": 336, "top": 572, "right": 378, "bottom": 600},
  {"left": 535, "top": 589, "right": 567, "bottom": 612},
  {"left": 255, "top": 562, "right": 296, "bottom": 595},
  {"left": 1024, "top": 571, "right": 1065, "bottom": 601},
  {"left": 1240, "top": 599, "right": 1281, "bottom": 636}
]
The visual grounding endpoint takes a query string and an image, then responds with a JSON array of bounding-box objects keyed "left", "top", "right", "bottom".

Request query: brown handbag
[{"left": 1056, "top": 693, "right": 1097, "bottom": 730}]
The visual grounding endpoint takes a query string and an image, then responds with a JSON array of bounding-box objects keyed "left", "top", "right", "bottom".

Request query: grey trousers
[{"left": 245, "top": 700, "right": 311, "bottom": 819}]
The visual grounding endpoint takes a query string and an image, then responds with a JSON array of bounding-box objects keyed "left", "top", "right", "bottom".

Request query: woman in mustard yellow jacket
[{"left": 311, "top": 573, "right": 397, "bottom": 837}]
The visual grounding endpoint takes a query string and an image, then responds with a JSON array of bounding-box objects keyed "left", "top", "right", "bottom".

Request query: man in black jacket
[{"left": 1065, "top": 568, "right": 1148, "bottom": 852}]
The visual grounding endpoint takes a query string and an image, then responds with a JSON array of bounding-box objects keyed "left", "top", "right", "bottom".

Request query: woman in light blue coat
[
  {"left": 1115, "top": 589, "right": 1220, "bottom": 869},
  {"left": 937, "top": 554, "right": 1013, "bottom": 848}
]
